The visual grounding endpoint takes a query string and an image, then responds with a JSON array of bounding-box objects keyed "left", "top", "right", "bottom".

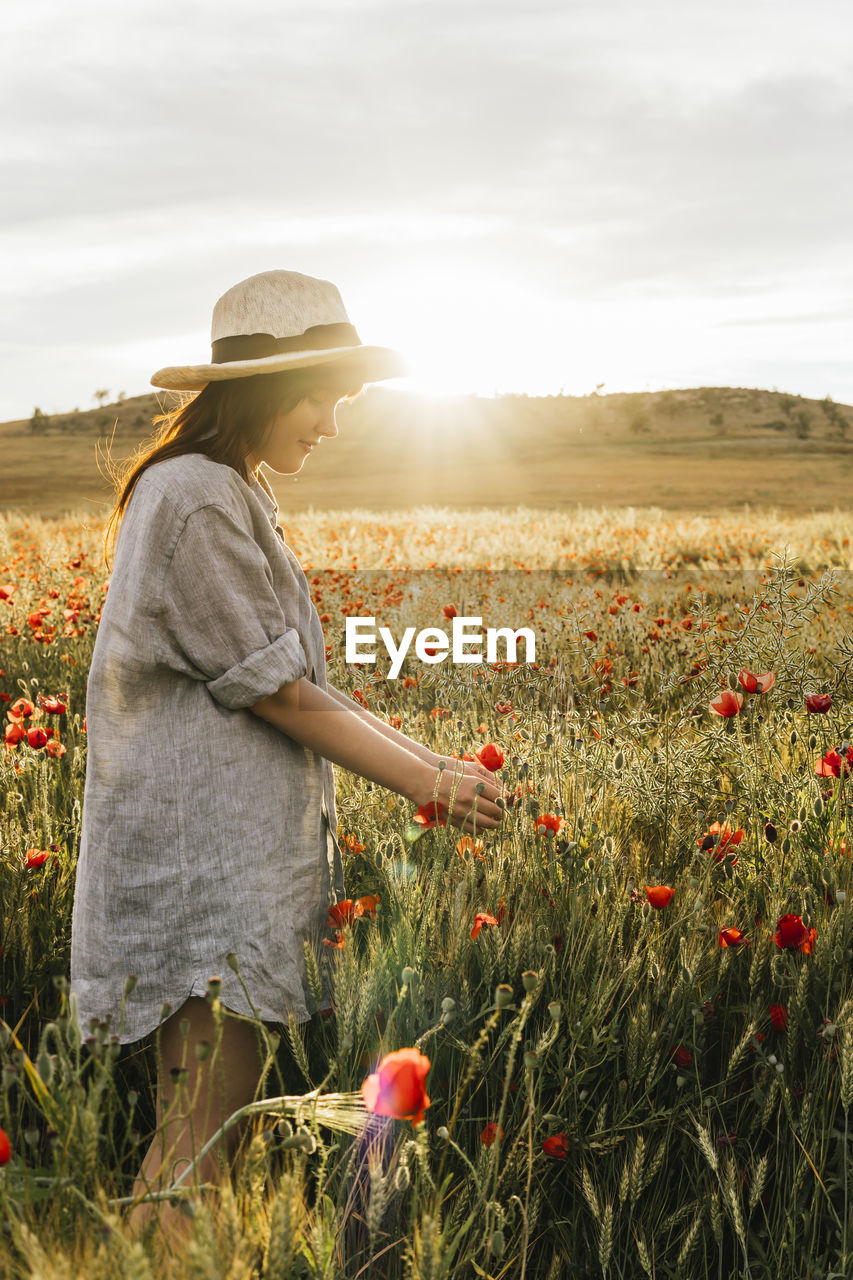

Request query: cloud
[{"left": 2, "top": 0, "right": 851, "bottom": 415}]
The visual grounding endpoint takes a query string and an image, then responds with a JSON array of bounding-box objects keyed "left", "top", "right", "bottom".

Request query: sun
[{"left": 355, "top": 263, "right": 562, "bottom": 400}]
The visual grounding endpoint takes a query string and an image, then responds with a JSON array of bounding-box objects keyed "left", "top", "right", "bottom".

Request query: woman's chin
[{"left": 263, "top": 456, "right": 306, "bottom": 477}]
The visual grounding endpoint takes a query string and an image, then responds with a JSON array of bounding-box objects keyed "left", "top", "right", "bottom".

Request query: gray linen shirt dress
[{"left": 70, "top": 454, "right": 345, "bottom": 1045}]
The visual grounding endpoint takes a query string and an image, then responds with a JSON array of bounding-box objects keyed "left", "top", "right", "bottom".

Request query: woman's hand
[
  {"left": 434, "top": 753, "right": 504, "bottom": 792},
  {"left": 420, "top": 756, "right": 506, "bottom": 836}
]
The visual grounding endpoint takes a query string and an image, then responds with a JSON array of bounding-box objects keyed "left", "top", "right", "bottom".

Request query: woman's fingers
[
  {"left": 448, "top": 781, "right": 505, "bottom": 830},
  {"left": 429, "top": 760, "right": 506, "bottom": 831}
]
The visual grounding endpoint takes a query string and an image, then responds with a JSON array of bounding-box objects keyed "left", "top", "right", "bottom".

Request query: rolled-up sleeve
[{"left": 158, "top": 503, "right": 308, "bottom": 709}]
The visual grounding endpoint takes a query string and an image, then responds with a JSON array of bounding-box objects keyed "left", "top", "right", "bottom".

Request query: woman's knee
[{"left": 156, "top": 997, "right": 265, "bottom": 1113}]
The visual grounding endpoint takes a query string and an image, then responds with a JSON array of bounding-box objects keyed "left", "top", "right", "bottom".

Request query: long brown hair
[{"left": 103, "top": 365, "right": 363, "bottom": 561}]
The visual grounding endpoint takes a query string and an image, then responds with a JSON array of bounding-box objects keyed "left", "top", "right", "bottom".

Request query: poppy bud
[
  {"left": 521, "top": 971, "right": 538, "bottom": 992},
  {"left": 495, "top": 984, "right": 513, "bottom": 1009},
  {"left": 548, "top": 1001, "right": 561, "bottom": 1023},
  {"left": 524, "top": 1050, "right": 540, "bottom": 1070},
  {"left": 206, "top": 976, "right": 222, "bottom": 999},
  {"left": 401, "top": 967, "right": 416, "bottom": 985},
  {"left": 436, "top": 1126, "right": 449, "bottom": 1141},
  {"left": 441, "top": 997, "right": 456, "bottom": 1014},
  {"left": 123, "top": 975, "right": 138, "bottom": 998},
  {"left": 813, "top": 796, "right": 824, "bottom": 818},
  {"left": 764, "top": 822, "right": 778, "bottom": 843},
  {"left": 490, "top": 1230, "right": 506, "bottom": 1257}
]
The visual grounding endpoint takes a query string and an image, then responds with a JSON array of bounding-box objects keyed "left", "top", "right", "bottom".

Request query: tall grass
[{"left": 1, "top": 507, "right": 853, "bottom": 1278}]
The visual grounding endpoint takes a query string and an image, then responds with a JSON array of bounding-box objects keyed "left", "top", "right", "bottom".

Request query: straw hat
[{"left": 151, "top": 269, "right": 406, "bottom": 391}]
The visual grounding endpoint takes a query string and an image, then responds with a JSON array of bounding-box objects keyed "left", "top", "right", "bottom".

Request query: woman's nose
[{"left": 319, "top": 407, "right": 339, "bottom": 439}]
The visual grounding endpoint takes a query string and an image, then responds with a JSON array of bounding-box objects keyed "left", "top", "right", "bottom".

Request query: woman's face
[{"left": 248, "top": 388, "right": 342, "bottom": 474}]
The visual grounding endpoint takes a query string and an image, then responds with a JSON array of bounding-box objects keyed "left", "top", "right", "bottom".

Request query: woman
[{"left": 69, "top": 269, "right": 505, "bottom": 1236}]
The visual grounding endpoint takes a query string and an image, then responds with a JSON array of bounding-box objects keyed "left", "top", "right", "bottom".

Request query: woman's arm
[
  {"left": 324, "top": 681, "right": 500, "bottom": 788},
  {"left": 324, "top": 681, "right": 435, "bottom": 764},
  {"left": 251, "top": 678, "right": 504, "bottom": 834}
]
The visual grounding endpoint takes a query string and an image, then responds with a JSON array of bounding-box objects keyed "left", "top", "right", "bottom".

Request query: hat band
[{"left": 211, "top": 323, "right": 361, "bottom": 364}]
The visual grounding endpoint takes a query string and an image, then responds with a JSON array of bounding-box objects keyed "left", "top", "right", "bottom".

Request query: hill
[{"left": 1, "top": 386, "right": 851, "bottom": 517}]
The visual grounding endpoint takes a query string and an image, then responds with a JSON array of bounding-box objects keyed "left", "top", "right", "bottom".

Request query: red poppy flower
[
  {"left": 8, "top": 698, "right": 35, "bottom": 722},
  {"left": 769, "top": 1004, "right": 788, "bottom": 1032},
  {"left": 815, "top": 745, "right": 853, "bottom": 778},
  {"left": 738, "top": 669, "right": 775, "bottom": 694},
  {"left": 413, "top": 802, "right": 450, "bottom": 829},
  {"left": 327, "top": 899, "right": 357, "bottom": 927},
  {"left": 4, "top": 723, "right": 24, "bottom": 748},
  {"left": 361, "top": 1048, "right": 431, "bottom": 1126},
  {"left": 25, "top": 850, "right": 50, "bottom": 869},
  {"left": 718, "top": 926, "right": 750, "bottom": 948},
  {"left": 39, "top": 695, "right": 68, "bottom": 715},
  {"left": 805, "top": 693, "right": 833, "bottom": 714},
  {"left": 673, "top": 1045, "right": 692, "bottom": 1068},
  {"left": 774, "top": 914, "right": 816, "bottom": 953},
  {"left": 323, "top": 931, "right": 345, "bottom": 949},
  {"left": 45, "top": 739, "right": 67, "bottom": 758},
  {"left": 475, "top": 742, "right": 505, "bottom": 772},
  {"left": 709, "top": 690, "right": 743, "bottom": 717},
  {"left": 698, "top": 821, "right": 743, "bottom": 864},
  {"left": 645, "top": 885, "right": 674, "bottom": 909},
  {"left": 480, "top": 1122, "right": 503, "bottom": 1146},
  {"left": 495, "top": 701, "right": 513, "bottom": 714},
  {"left": 456, "top": 835, "right": 486, "bottom": 861},
  {"left": 542, "top": 1133, "right": 569, "bottom": 1159},
  {"left": 0, "top": 1126, "right": 10, "bottom": 1165},
  {"left": 0, "top": 585, "right": 16, "bottom": 602},
  {"left": 582, "top": 630, "right": 597, "bottom": 642},
  {"left": 442, "top": 605, "right": 458, "bottom": 619},
  {"left": 471, "top": 912, "right": 499, "bottom": 940},
  {"left": 26, "top": 727, "right": 49, "bottom": 749},
  {"left": 716, "top": 1130, "right": 738, "bottom": 1147},
  {"left": 535, "top": 813, "right": 562, "bottom": 837},
  {"left": 327, "top": 895, "right": 379, "bottom": 928}
]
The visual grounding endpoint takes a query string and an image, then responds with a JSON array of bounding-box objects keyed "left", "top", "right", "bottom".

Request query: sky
[{"left": 2, "top": 0, "right": 852, "bottom": 420}]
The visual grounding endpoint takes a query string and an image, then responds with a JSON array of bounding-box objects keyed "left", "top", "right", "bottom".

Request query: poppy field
[{"left": 1, "top": 504, "right": 853, "bottom": 1279}]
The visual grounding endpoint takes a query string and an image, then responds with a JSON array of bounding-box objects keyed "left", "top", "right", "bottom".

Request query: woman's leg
[{"left": 126, "top": 996, "right": 267, "bottom": 1242}]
